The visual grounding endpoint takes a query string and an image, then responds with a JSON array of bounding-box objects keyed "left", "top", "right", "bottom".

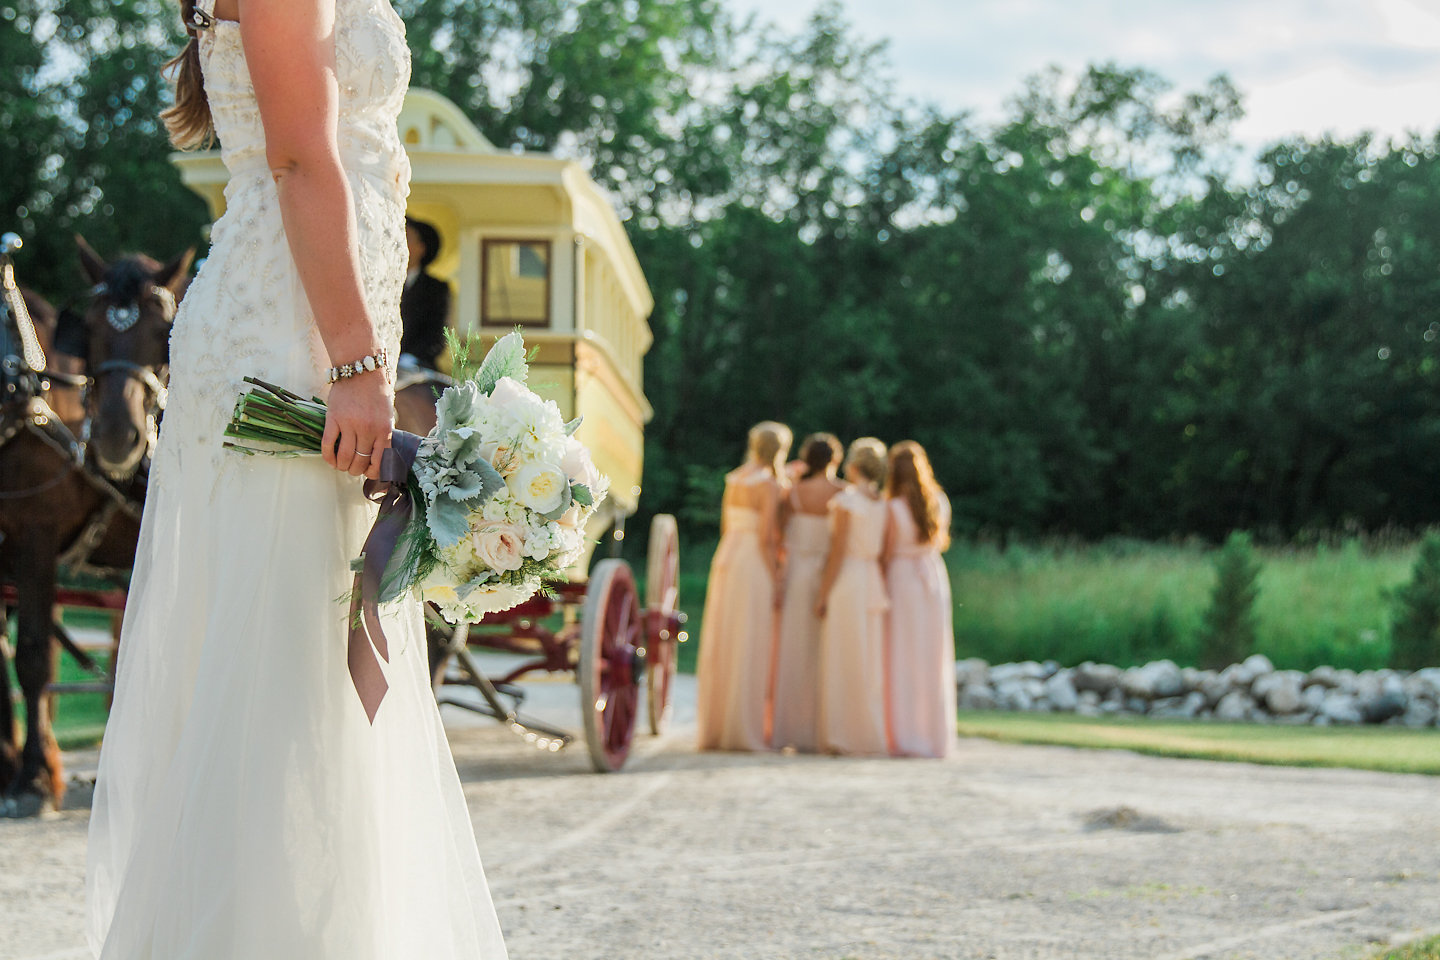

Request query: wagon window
[{"left": 482, "top": 239, "right": 551, "bottom": 327}]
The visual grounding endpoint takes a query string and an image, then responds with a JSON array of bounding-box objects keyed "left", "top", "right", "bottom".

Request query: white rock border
[{"left": 955, "top": 655, "right": 1440, "bottom": 728}]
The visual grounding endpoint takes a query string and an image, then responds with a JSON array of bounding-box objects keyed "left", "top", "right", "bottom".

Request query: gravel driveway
[{"left": 3, "top": 668, "right": 1438, "bottom": 960}]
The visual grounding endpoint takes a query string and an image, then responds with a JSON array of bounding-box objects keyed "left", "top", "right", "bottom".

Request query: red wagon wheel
[
  {"left": 645, "top": 513, "right": 680, "bottom": 735},
  {"left": 578, "top": 559, "right": 644, "bottom": 772}
]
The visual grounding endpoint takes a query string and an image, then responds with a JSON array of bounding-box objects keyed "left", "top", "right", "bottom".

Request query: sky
[{"left": 723, "top": 0, "right": 1440, "bottom": 154}]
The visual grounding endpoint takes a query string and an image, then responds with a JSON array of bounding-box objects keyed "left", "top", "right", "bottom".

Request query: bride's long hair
[{"left": 161, "top": 0, "right": 216, "bottom": 149}]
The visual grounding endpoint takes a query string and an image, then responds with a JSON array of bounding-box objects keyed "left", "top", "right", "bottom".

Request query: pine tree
[
  {"left": 1390, "top": 534, "right": 1440, "bottom": 670},
  {"left": 1200, "top": 531, "right": 1261, "bottom": 670}
]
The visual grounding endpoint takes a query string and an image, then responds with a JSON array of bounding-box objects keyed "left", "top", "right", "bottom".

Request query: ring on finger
[{"left": 352, "top": 448, "right": 373, "bottom": 458}]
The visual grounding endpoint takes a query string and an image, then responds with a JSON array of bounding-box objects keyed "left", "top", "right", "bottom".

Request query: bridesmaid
[
  {"left": 696, "top": 421, "right": 792, "bottom": 751},
  {"left": 883, "top": 441, "right": 957, "bottom": 758},
  {"left": 772, "top": 433, "right": 845, "bottom": 752},
  {"left": 815, "top": 437, "right": 891, "bottom": 756}
]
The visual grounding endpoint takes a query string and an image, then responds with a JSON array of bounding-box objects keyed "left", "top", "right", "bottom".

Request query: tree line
[{"left": 7, "top": 0, "right": 1440, "bottom": 542}]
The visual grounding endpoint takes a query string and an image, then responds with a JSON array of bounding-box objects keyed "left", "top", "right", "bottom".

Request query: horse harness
[{"left": 0, "top": 253, "right": 152, "bottom": 580}]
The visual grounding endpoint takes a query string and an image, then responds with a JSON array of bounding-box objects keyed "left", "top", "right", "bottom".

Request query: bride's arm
[{"left": 241, "top": 0, "right": 392, "bottom": 480}]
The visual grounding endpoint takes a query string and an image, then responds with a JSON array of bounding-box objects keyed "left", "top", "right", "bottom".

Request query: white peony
[{"left": 507, "top": 461, "right": 569, "bottom": 514}]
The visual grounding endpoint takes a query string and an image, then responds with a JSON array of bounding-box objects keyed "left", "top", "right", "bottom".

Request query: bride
[{"left": 83, "top": 0, "right": 508, "bottom": 954}]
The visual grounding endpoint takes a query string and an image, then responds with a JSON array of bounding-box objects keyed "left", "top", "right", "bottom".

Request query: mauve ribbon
[{"left": 348, "top": 429, "right": 423, "bottom": 724}]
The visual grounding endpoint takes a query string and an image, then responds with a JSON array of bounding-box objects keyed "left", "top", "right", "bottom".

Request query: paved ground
[{"left": 3, "top": 658, "right": 1439, "bottom": 960}]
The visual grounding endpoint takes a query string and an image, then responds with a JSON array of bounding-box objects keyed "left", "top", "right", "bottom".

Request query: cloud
[{"left": 724, "top": 0, "right": 1440, "bottom": 148}]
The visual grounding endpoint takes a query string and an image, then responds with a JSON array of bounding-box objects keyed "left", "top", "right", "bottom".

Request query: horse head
[{"left": 76, "top": 235, "right": 193, "bottom": 480}]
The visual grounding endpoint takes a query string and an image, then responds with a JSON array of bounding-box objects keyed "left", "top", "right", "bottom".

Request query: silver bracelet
[{"left": 327, "top": 347, "right": 389, "bottom": 384}]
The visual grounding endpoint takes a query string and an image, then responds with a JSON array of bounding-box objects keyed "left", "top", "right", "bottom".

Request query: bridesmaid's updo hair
[
  {"left": 886, "top": 441, "right": 950, "bottom": 551},
  {"left": 747, "top": 421, "right": 793, "bottom": 479},
  {"left": 161, "top": 0, "right": 216, "bottom": 149},
  {"left": 798, "top": 432, "right": 842, "bottom": 479},
  {"left": 844, "top": 437, "right": 887, "bottom": 490}
]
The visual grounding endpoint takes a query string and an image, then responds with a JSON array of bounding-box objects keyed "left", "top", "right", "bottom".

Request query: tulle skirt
[{"left": 85, "top": 297, "right": 507, "bottom": 958}]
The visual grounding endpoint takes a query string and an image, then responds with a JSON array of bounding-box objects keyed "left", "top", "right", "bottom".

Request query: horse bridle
[{"left": 88, "top": 358, "right": 169, "bottom": 468}]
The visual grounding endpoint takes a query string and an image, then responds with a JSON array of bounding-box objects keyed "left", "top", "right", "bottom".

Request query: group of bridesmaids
[{"left": 695, "top": 422, "right": 957, "bottom": 759}]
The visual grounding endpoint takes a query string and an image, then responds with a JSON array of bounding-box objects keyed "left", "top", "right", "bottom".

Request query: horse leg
[
  {"left": 8, "top": 532, "right": 63, "bottom": 816},
  {"left": 0, "top": 606, "right": 18, "bottom": 793}
]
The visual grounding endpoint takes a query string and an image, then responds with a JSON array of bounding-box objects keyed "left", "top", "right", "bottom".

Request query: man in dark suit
[{"left": 399, "top": 217, "right": 451, "bottom": 371}]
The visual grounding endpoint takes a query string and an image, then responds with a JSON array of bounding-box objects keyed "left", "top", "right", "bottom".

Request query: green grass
[
  {"left": 946, "top": 537, "right": 1416, "bottom": 670},
  {"left": 670, "top": 535, "right": 1420, "bottom": 673},
  {"left": 955, "top": 711, "right": 1440, "bottom": 775},
  {"left": 7, "top": 607, "right": 116, "bottom": 750},
  {"left": 1372, "top": 935, "right": 1440, "bottom": 959}
]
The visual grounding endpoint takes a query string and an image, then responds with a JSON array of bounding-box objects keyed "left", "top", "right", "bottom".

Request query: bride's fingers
[
  {"left": 322, "top": 416, "right": 339, "bottom": 469},
  {"left": 334, "top": 428, "right": 358, "bottom": 474},
  {"left": 364, "top": 430, "right": 391, "bottom": 482},
  {"left": 348, "top": 429, "right": 376, "bottom": 477}
]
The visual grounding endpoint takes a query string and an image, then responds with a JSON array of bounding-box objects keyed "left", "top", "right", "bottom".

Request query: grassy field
[
  {"left": 668, "top": 536, "right": 1422, "bottom": 673},
  {"left": 7, "top": 607, "right": 115, "bottom": 750},
  {"left": 955, "top": 711, "right": 1440, "bottom": 775},
  {"left": 947, "top": 538, "right": 1416, "bottom": 671},
  {"left": 1371, "top": 936, "right": 1440, "bottom": 959}
]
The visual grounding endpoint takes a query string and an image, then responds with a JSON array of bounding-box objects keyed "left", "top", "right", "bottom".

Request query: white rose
[
  {"left": 561, "top": 435, "right": 601, "bottom": 492},
  {"left": 507, "top": 461, "right": 568, "bottom": 514},
  {"left": 471, "top": 522, "right": 527, "bottom": 573}
]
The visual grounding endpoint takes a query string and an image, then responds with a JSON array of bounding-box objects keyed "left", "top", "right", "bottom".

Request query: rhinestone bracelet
[{"left": 326, "top": 347, "right": 389, "bottom": 384}]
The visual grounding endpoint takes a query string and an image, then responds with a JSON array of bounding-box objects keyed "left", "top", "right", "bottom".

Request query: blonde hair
[
  {"left": 844, "top": 437, "right": 887, "bottom": 490},
  {"left": 886, "top": 440, "right": 950, "bottom": 551},
  {"left": 747, "top": 421, "right": 793, "bottom": 478}
]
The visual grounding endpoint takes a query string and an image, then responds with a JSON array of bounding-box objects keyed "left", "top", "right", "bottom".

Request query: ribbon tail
[
  {"left": 347, "top": 575, "right": 389, "bottom": 724},
  {"left": 346, "top": 429, "right": 422, "bottom": 723}
]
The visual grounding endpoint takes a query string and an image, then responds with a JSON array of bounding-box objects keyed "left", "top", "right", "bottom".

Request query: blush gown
[
  {"left": 884, "top": 497, "right": 956, "bottom": 758},
  {"left": 83, "top": 0, "right": 508, "bottom": 955},
  {"left": 695, "top": 471, "right": 777, "bottom": 752},
  {"left": 816, "top": 488, "right": 891, "bottom": 756},
  {"left": 771, "top": 490, "right": 829, "bottom": 752}
]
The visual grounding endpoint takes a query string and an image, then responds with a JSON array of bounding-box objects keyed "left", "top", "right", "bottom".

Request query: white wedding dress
[{"left": 84, "top": 0, "right": 508, "bottom": 955}]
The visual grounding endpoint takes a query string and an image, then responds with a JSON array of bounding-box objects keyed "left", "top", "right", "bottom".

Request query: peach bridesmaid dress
[
  {"left": 696, "top": 471, "right": 778, "bottom": 751},
  {"left": 885, "top": 497, "right": 956, "bottom": 757},
  {"left": 772, "top": 489, "right": 830, "bottom": 751},
  {"left": 817, "top": 488, "right": 890, "bottom": 755}
]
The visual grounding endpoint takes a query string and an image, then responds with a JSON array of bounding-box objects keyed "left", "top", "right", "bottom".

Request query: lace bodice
[{"left": 156, "top": 0, "right": 412, "bottom": 491}]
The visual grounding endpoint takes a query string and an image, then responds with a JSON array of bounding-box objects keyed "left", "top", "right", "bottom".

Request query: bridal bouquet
[{"left": 223, "top": 332, "right": 608, "bottom": 719}]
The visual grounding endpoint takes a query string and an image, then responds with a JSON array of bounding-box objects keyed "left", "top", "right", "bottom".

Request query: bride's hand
[{"left": 322, "top": 371, "right": 394, "bottom": 481}]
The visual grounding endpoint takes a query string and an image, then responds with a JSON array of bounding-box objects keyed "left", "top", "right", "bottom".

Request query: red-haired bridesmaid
[
  {"left": 772, "top": 433, "right": 845, "bottom": 752},
  {"left": 696, "top": 421, "right": 792, "bottom": 752},
  {"left": 815, "top": 438, "right": 891, "bottom": 756},
  {"left": 883, "top": 441, "right": 956, "bottom": 758}
]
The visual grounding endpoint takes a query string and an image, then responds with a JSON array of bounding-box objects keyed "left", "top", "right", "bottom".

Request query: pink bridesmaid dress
[
  {"left": 696, "top": 471, "right": 777, "bottom": 751},
  {"left": 772, "top": 490, "right": 830, "bottom": 751},
  {"left": 817, "top": 488, "right": 890, "bottom": 756},
  {"left": 884, "top": 498, "right": 956, "bottom": 757}
]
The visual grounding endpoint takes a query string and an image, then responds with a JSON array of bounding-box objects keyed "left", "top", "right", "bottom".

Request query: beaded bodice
[{"left": 155, "top": 0, "right": 412, "bottom": 490}]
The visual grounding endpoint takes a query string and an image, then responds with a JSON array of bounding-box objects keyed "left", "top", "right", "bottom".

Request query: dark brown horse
[{"left": 0, "top": 236, "right": 190, "bottom": 817}]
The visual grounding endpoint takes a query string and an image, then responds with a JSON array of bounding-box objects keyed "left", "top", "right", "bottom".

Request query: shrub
[
  {"left": 1389, "top": 533, "right": 1440, "bottom": 670},
  {"left": 1199, "top": 531, "right": 1261, "bottom": 669}
]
